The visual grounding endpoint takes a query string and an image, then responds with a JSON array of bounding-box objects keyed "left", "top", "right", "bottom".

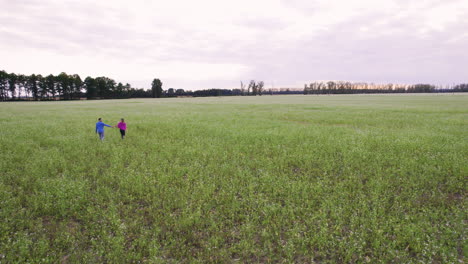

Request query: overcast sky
[{"left": 1, "top": 0, "right": 467, "bottom": 89}]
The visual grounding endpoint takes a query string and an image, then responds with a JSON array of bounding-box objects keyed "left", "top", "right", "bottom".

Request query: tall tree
[
  {"left": 37, "top": 75, "right": 47, "bottom": 99},
  {"left": 17, "top": 74, "right": 27, "bottom": 98},
  {"left": 106, "top": 78, "right": 116, "bottom": 97},
  {"left": 240, "top": 81, "right": 246, "bottom": 95},
  {"left": 116, "top": 82, "right": 124, "bottom": 97},
  {"left": 8, "top": 73, "right": 17, "bottom": 100},
  {"left": 96, "top": 77, "right": 106, "bottom": 97},
  {"left": 0, "top": 70, "right": 7, "bottom": 100},
  {"left": 94, "top": 77, "right": 110, "bottom": 98},
  {"left": 327, "top": 81, "right": 336, "bottom": 94},
  {"left": 175, "top": 89, "right": 185, "bottom": 96},
  {"left": 71, "top": 74, "right": 83, "bottom": 99},
  {"left": 167, "top": 88, "right": 175, "bottom": 96},
  {"left": 84, "top": 77, "right": 97, "bottom": 99},
  {"left": 257, "top": 81, "right": 264, "bottom": 96},
  {"left": 124, "top": 83, "right": 131, "bottom": 97},
  {"left": 124, "top": 83, "right": 131, "bottom": 91},
  {"left": 151, "top": 78, "right": 163, "bottom": 98},
  {"left": 94, "top": 76, "right": 116, "bottom": 98},
  {"left": 249, "top": 80, "right": 257, "bottom": 95},
  {"left": 45, "top": 74, "right": 56, "bottom": 99},
  {"left": 26, "top": 74, "right": 39, "bottom": 100},
  {"left": 56, "top": 72, "right": 70, "bottom": 99}
]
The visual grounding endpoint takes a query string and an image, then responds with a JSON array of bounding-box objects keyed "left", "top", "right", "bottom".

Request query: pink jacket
[{"left": 117, "top": 122, "right": 126, "bottom": 130}]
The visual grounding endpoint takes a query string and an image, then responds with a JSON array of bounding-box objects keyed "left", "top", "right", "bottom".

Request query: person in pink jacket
[{"left": 116, "top": 118, "right": 127, "bottom": 139}]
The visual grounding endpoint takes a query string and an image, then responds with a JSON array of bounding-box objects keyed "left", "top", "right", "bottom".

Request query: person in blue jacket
[{"left": 95, "top": 117, "right": 113, "bottom": 141}]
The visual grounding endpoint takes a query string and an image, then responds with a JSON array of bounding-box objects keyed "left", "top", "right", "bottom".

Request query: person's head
[
  {"left": 98, "top": 118, "right": 102, "bottom": 121},
  {"left": 121, "top": 118, "right": 124, "bottom": 122}
]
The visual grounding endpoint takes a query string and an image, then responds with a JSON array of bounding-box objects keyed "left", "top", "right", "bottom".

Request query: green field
[{"left": 0, "top": 94, "right": 466, "bottom": 263}]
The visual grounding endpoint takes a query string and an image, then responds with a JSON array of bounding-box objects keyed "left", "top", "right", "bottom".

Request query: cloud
[{"left": 0, "top": 0, "right": 467, "bottom": 89}]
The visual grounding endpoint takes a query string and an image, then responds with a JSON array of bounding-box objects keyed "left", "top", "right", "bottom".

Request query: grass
[{"left": 0, "top": 94, "right": 466, "bottom": 263}]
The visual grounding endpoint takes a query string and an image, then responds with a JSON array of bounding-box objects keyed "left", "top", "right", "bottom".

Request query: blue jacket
[{"left": 96, "top": 121, "right": 111, "bottom": 133}]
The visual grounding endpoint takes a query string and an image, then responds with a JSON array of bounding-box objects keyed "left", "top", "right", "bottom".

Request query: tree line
[
  {"left": 0, "top": 70, "right": 156, "bottom": 101},
  {"left": 0, "top": 72, "right": 271, "bottom": 100},
  {"left": 1, "top": 69, "right": 466, "bottom": 101},
  {"left": 164, "top": 80, "right": 268, "bottom": 97},
  {"left": 303, "top": 81, "right": 468, "bottom": 94},
  {"left": 163, "top": 80, "right": 468, "bottom": 97}
]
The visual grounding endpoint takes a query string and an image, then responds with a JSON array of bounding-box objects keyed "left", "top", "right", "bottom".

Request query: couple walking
[{"left": 96, "top": 118, "right": 127, "bottom": 141}]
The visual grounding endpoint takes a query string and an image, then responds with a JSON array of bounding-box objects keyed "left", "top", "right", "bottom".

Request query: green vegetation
[{"left": 0, "top": 94, "right": 466, "bottom": 263}]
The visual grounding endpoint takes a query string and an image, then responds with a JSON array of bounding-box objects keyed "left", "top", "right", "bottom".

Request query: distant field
[{"left": 0, "top": 94, "right": 466, "bottom": 263}]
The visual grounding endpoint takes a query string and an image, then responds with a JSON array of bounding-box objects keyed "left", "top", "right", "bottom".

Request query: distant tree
[
  {"left": 453, "top": 83, "right": 468, "bottom": 92},
  {"left": 26, "top": 74, "right": 39, "bottom": 100},
  {"left": 327, "top": 81, "right": 336, "bottom": 93},
  {"left": 71, "top": 74, "right": 83, "bottom": 99},
  {"left": 249, "top": 80, "right": 257, "bottom": 95},
  {"left": 0, "top": 70, "right": 7, "bottom": 100},
  {"left": 257, "top": 81, "right": 264, "bottom": 96},
  {"left": 37, "top": 74, "right": 47, "bottom": 100},
  {"left": 386, "top": 83, "right": 393, "bottom": 92},
  {"left": 124, "top": 83, "right": 131, "bottom": 91},
  {"left": 107, "top": 78, "right": 116, "bottom": 97},
  {"left": 317, "top": 82, "right": 324, "bottom": 93},
  {"left": 84, "top": 77, "right": 97, "bottom": 99},
  {"left": 56, "top": 72, "right": 71, "bottom": 99},
  {"left": 175, "top": 89, "right": 185, "bottom": 96},
  {"left": 412, "top": 84, "right": 435, "bottom": 93},
  {"left": 17, "top": 74, "right": 27, "bottom": 98},
  {"left": 129, "top": 87, "right": 152, "bottom": 98},
  {"left": 232, "top": 89, "right": 242, "bottom": 96},
  {"left": 240, "top": 81, "right": 246, "bottom": 95},
  {"left": 95, "top": 77, "right": 107, "bottom": 97},
  {"left": 94, "top": 76, "right": 116, "bottom": 98},
  {"left": 45, "top": 74, "right": 56, "bottom": 99},
  {"left": 192, "top": 88, "right": 232, "bottom": 97},
  {"left": 7, "top": 73, "right": 17, "bottom": 100},
  {"left": 167, "top": 88, "right": 175, "bottom": 96},
  {"left": 151, "top": 78, "right": 163, "bottom": 98},
  {"left": 116, "top": 82, "right": 124, "bottom": 98}
]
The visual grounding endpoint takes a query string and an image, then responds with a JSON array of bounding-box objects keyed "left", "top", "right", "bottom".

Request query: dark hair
[
  {"left": 121, "top": 118, "right": 124, "bottom": 122},
  {"left": 98, "top": 118, "right": 102, "bottom": 121}
]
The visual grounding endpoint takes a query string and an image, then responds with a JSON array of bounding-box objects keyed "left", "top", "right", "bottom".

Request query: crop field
[{"left": 0, "top": 94, "right": 466, "bottom": 263}]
